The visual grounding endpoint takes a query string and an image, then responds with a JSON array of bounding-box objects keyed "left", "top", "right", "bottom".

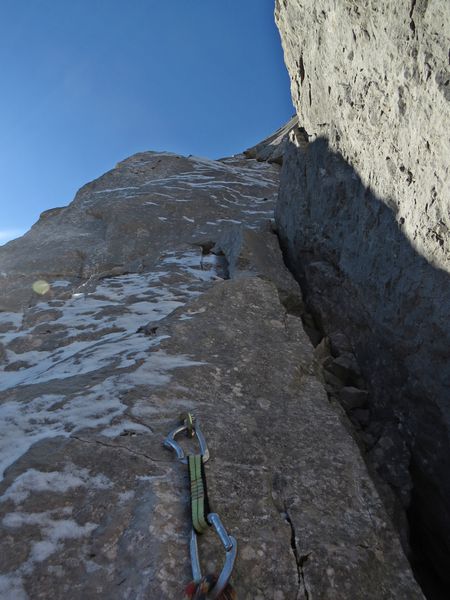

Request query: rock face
[
  {"left": 0, "top": 152, "right": 277, "bottom": 312},
  {"left": 275, "top": 0, "right": 450, "bottom": 591},
  {"left": 244, "top": 115, "right": 298, "bottom": 165},
  {"left": 0, "top": 135, "right": 423, "bottom": 597}
]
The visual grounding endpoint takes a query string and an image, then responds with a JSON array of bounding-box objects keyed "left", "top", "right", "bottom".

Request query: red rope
[{"left": 184, "top": 574, "right": 236, "bottom": 599}]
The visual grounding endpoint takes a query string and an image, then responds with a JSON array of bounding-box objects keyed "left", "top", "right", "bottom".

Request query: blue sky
[{"left": 0, "top": 0, "right": 293, "bottom": 244}]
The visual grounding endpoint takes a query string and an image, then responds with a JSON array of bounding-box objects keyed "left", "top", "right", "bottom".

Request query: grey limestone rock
[
  {"left": 213, "top": 223, "right": 304, "bottom": 314},
  {"left": 0, "top": 152, "right": 278, "bottom": 312},
  {"left": 0, "top": 131, "right": 423, "bottom": 597},
  {"left": 244, "top": 115, "right": 298, "bottom": 165},
  {"left": 275, "top": 0, "right": 450, "bottom": 589}
]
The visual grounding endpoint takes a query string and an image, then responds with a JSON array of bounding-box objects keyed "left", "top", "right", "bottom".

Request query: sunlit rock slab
[{"left": 0, "top": 152, "right": 279, "bottom": 312}]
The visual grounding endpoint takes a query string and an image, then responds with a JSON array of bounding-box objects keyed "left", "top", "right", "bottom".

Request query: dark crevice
[
  {"left": 277, "top": 287, "right": 304, "bottom": 319},
  {"left": 409, "top": 0, "right": 417, "bottom": 34},
  {"left": 193, "top": 240, "right": 230, "bottom": 279},
  {"left": 299, "top": 54, "right": 305, "bottom": 85},
  {"left": 195, "top": 240, "right": 216, "bottom": 255},
  {"left": 407, "top": 460, "right": 450, "bottom": 599},
  {"left": 283, "top": 503, "right": 310, "bottom": 600}
]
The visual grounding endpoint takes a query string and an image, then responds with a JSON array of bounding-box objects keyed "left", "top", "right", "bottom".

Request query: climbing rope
[
  {"left": 164, "top": 413, "right": 237, "bottom": 599},
  {"left": 184, "top": 574, "right": 236, "bottom": 600}
]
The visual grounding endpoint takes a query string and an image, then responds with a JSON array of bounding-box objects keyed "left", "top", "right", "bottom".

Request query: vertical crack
[
  {"left": 299, "top": 54, "right": 305, "bottom": 85},
  {"left": 283, "top": 502, "right": 311, "bottom": 600},
  {"left": 409, "top": 0, "right": 417, "bottom": 34},
  {"left": 272, "top": 473, "right": 311, "bottom": 598}
]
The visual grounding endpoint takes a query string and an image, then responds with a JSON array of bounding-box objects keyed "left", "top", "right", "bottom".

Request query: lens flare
[{"left": 32, "top": 280, "right": 50, "bottom": 295}]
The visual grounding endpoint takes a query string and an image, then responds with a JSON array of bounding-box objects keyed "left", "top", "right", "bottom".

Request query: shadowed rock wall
[{"left": 275, "top": 0, "right": 450, "bottom": 592}]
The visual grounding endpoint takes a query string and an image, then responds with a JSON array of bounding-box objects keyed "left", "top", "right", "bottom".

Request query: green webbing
[{"left": 188, "top": 454, "right": 210, "bottom": 534}]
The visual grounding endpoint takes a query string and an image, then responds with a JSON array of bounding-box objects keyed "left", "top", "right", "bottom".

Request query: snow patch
[
  {"left": 100, "top": 421, "right": 150, "bottom": 438},
  {"left": 118, "top": 490, "right": 135, "bottom": 503},
  {"left": 0, "top": 311, "right": 22, "bottom": 329},
  {"left": 0, "top": 574, "right": 28, "bottom": 600},
  {"left": 217, "top": 219, "right": 242, "bottom": 225},
  {"left": 0, "top": 255, "right": 214, "bottom": 478},
  {"left": 121, "top": 350, "right": 205, "bottom": 387},
  {"left": 3, "top": 509, "right": 97, "bottom": 569},
  {"left": 161, "top": 250, "right": 220, "bottom": 282},
  {"left": 0, "top": 383, "right": 125, "bottom": 479},
  {"left": 93, "top": 186, "right": 139, "bottom": 194},
  {"left": 0, "top": 464, "right": 112, "bottom": 504},
  {"left": 0, "top": 271, "right": 189, "bottom": 392}
]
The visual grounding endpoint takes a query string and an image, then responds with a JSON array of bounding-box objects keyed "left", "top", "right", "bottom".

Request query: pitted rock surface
[
  {"left": 0, "top": 137, "right": 423, "bottom": 598},
  {"left": 275, "top": 0, "right": 450, "bottom": 587}
]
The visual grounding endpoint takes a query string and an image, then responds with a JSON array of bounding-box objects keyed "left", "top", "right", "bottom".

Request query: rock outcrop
[
  {"left": 275, "top": 0, "right": 450, "bottom": 593},
  {"left": 0, "top": 134, "right": 423, "bottom": 597},
  {"left": 244, "top": 115, "right": 298, "bottom": 165}
]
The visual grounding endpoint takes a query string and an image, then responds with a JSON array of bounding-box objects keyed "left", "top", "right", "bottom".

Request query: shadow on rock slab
[{"left": 276, "top": 133, "right": 450, "bottom": 596}]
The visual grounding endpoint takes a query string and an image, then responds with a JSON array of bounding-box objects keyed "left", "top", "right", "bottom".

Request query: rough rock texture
[
  {"left": 275, "top": 0, "right": 450, "bottom": 591},
  {"left": 0, "top": 152, "right": 277, "bottom": 312},
  {"left": 0, "top": 137, "right": 423, "bottom": 597},
  {"left": 244, "top": 115, "right": 298, "bottom": 164}
]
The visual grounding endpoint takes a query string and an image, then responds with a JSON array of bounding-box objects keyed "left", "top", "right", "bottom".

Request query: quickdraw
[{"left": 164, "top": 413, "right": 237, "bottom": 599}]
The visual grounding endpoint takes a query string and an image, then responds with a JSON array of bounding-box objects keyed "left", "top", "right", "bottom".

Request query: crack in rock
[
  {"left": 283, "top": 502, "right": 311, "bottom": 600},
  {"left": 71, "top": 435, "right": 166, "bottom": 464},
  {"left": 271, "top": 473, "right": 311, "bottom": 599}
]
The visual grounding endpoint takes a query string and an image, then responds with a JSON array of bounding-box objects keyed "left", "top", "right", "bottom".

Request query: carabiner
[
  {"left": 189, "top": 513, "right": 237, "bottom": 599},
  {"left": 163, "top": 415, "right": 210, "bottom": 464}
]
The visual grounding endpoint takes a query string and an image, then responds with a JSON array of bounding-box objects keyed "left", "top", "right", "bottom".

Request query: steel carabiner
[
  {"left": 164, "top": 414, "right": 236, "bottom": 597},
  {"left": 189, "top": 513, "right": 237, "bottom": 599},
  {"left": 163, "top": 414, "right": 210, "bottom": 464}
]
